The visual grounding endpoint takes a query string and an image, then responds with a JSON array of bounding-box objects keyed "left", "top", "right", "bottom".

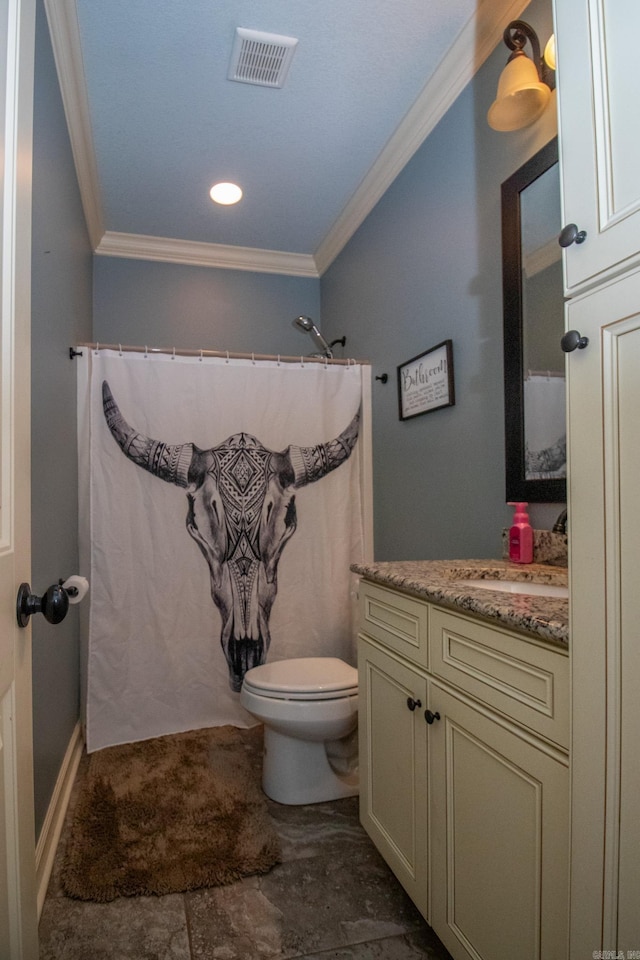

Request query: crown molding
[
  {"left": 45, "top": 0, "right": 527, "bottom": 278},
  {"left": 313, "top": 0, "right": 530, "bottom": 275},
  {"left": 44, "top": 0, "right": 104, "bottom": 249},
  {"left": 96, "top": 231, "right": 320, "bottom": 277}
]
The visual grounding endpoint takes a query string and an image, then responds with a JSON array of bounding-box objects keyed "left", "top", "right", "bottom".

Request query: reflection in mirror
[
  {"left": 502, "top": 137, "right": 566, "bottom": 503},
  {"left": 521, "top": 161, "right": 564, "bottom": 480}
]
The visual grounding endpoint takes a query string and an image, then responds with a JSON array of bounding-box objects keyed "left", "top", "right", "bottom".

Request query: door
[
  {"left": 0, "top": 0, "right": 38, "bottom": 956},
  {"left": 428, "top": 681, "right": 569, "bottom": 960},
  {"left": 357, "top": 636, "right": 429, "bottom": 921},
  {"left": 554, "top": 0, "right": 640, "bottom": 293},
  {"left": 566, "top": 266, "right": 640, "bottom": 955}
]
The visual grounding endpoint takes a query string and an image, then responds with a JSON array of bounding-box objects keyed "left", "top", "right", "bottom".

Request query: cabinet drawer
[
  {"left": 429, "top": 607, "right": 568, "bottom": 750},
  {"left": 359, "top": 581, "right": 428, "bottom": 667}
]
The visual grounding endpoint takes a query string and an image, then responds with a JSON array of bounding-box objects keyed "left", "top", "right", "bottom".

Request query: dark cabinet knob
[
  {"left": 407, "top": 697, "right": 422, "bottom": 711},
  {"left": 558, "top": 223, "right": 587, "bottom": 247},
  {"left": 425, "top": 709, "right": 441, "bottom": 724},
  {"left": 561, "top": 330, "right": 589, "bottom": 353}
]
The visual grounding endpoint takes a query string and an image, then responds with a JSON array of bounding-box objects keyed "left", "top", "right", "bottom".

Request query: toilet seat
[{"left": 242, "top": 657, "right": 357, "bottom": 701}]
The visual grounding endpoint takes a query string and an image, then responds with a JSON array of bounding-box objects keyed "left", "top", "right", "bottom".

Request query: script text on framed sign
[{"left": 397, "top": 339, "right": 455, "bottom": 421}]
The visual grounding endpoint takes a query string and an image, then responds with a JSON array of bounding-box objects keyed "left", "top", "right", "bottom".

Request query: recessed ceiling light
[{"left": 209, "top": 182, "right": 243, "bottom": 205}]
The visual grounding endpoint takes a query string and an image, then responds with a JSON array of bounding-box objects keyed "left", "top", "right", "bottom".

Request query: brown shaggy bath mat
[{"left": 61, "top": 725, "right": 280, "bottom": 902}]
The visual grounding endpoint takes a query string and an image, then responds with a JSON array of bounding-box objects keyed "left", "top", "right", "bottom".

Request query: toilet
[{"left": 240, "top": 657, "right": 359, "bottom": 805}]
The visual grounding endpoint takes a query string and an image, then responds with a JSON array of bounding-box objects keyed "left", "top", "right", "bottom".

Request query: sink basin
[{"left": 462, "top": 579, "right": 568, "bottom": 599}]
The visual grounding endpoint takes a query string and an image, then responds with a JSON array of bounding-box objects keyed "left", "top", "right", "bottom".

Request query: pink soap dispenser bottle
[{"left": 508, "top": 502, "right": 533, "bottom": 564}]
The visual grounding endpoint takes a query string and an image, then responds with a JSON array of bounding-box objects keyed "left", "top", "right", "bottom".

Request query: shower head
[
  {"left": 293, "top": 316, "right": 333, "bottom": 358},
  {"left": 293, "top": 315, "right": 314, "bottom": 332}
]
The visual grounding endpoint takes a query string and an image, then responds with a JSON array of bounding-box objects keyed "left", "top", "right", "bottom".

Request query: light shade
[
  {"left": 543, "top": 34, "right": 556, "bottom": 71},
  {"left": 487, "top": 53, "right": 551, "bottom": 131}
]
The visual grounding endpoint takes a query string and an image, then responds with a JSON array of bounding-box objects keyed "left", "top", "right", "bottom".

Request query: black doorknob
[
  {"left": 16, "top": 582, "right": 70, "bottom": 628},
  {"left": 558, "top": 223, "right": 587, "bottom": 247},
  {"left": 425, "top": 709, "right": 441, "bottom": 724},
  {"left": 407, "top": 697, "right": 422, "bottom": 711},
  {"left": 561, "top": 330, "right": 589, "bottom": 353}
]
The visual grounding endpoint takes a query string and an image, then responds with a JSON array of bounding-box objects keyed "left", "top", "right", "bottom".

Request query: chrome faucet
[{"left": 553, "top": 508, "right": 567, "bottom": 535}]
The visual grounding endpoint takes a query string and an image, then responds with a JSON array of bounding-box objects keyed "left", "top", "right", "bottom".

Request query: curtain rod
[{"left": 69, "top": 342, "right": 368, "bottom": 367}]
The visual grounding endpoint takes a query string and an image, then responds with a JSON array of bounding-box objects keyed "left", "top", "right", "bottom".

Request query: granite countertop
[{"left": 351, "top": 558, "right": 569, "bottom": 648}]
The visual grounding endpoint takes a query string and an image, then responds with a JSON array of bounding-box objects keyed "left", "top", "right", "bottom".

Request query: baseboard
[{"left": 35, "top": 721, "right": 84, "bottom": 919}]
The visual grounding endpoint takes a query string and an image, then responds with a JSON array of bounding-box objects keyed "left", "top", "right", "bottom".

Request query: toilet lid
[{"left": 242, "top": 657, "right": 358, "bottom": 701}]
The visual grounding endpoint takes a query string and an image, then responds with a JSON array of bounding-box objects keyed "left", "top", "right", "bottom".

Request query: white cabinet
[
  {"left": 553, "top": 0, "right": 640, "bottom": 951},
  {"left": 554, "top": 0, "right": 640, "bottom": 294},
  {"left": 565, "top": 267, "right": 640, "bottom": 955},
  {"left": 357, "top": 581, "right": 430, "bottom": 917},
  {"left": 357, "top": 581, "right": 569, "bottom": 960},
  {"left": 358, "top": 637, "right": 429, "bottom": 919},
  {"left": 428, "top": 681, "right": 569, "bottom": 960}
]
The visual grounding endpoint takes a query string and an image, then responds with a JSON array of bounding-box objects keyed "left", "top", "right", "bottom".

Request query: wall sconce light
[{"left": 488, "top": 20, "right": 556, "bottom": 132}]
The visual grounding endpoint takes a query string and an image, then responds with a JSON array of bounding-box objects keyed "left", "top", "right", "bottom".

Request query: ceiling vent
[{"left": 228, "top": 28, "right": 298, "bottom": 88}]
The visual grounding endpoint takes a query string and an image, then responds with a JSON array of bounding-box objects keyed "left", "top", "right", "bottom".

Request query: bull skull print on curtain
[
  {"left": 82, "top": 350, "right": 365, "bottom": 752},
  {"left": 102, "top": 380, "right": 360, "bottom": 692}
]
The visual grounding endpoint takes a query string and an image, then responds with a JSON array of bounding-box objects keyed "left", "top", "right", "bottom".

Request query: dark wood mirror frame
[{"left": 502, "top": 137, "right": 565, "bottom": 503}]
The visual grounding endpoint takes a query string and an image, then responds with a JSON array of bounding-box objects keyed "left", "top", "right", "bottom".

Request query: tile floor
[{"left": 39, "top": 731, "right": 453, "bottom": 960}]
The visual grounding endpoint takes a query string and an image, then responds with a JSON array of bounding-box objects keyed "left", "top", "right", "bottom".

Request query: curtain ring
[
  {"left": 300, "top": 356, "right": 305, "bottom": 367},
  {"left": 172, "top": 347, "right": 176, "bottom": 360},
  {"left": 118, "top": 343, "right": 122, "bottom": 356},
  {"left": 323, "top": 357, "right": 328, "bottom": 370},
  {"left": 277, "top": 354, "right": 281, "bottom": 366},
  {"left": 144, "top": 345, "right": 148, "bottom": 358},
  {"left": 199, "top": 350, "right": 203, "bottom": 362},
  {"left": 94, "top": 341, "right": 100, "bottom": 355},
  {"left": 225, "top": 351, "right": 230, "bottom": 364},
  {"left": 252, "top": 352, "right": 256, "bottom": 365}
]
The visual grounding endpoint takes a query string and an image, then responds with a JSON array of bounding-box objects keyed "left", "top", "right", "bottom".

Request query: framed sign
[{"left": 397, "top": 339, "right": 455, "bottom": 421}]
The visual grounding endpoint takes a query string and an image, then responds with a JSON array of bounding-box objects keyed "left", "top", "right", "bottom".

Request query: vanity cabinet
[
  {"left": 357, "top": 638, "right": 429, "bottom": 919},
  {"left": 357, "top": 581, "right": 569, "bottom": 960},
  {"left": 357, "top": 579, "right": 430, "bottom": 916},
  {"left": 554, "top": 0, "right": 640, "bottom": 295}
]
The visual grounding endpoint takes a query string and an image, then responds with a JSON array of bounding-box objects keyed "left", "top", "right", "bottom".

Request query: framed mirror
[{"left": 502, "top": 137, "right": 566, "bottom": 503}]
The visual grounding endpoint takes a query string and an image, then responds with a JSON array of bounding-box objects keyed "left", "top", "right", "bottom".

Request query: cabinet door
[
  {"left": 428, "top": 681, "right": 569, "bottom": 960},
  {"left": 566, "top": 267, "right": 640, "bottom": 954},
  {"left": 554, "top": 0, "right": 640, "bottom": 293},
  {"left": 357, "top": 637, "right": 429, "bottom": 920}
]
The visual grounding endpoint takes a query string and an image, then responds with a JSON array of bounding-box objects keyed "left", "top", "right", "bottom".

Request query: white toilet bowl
[{"left": 240, "top": 657, "right": 359, "bottom": 805}]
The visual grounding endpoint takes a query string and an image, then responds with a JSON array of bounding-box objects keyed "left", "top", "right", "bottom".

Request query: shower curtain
[
  {"left": 524, "top": 373, "right": 566, "bottom": 479},
  {"left": 78, "top": 348, "right": 369, "bottom": 753}
]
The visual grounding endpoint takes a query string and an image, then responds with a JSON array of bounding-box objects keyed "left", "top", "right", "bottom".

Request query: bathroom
[{"left": 13, "top": 0, "right": 619, "bottom": 953}]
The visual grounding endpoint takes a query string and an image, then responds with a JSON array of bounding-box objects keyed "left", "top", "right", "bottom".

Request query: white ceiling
[{"left": 44, "top": 0, "right": 527, "bottom": 277}]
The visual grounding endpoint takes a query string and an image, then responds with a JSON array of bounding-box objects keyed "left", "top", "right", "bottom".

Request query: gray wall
[
  {"left": 93, "top": 257, "right": 321, "bottom": 358},
  {"left": 31, "top": 0, "right": 93, "bottom": 837},
  {"left": 320, "top": 0, "right": 559, "bottom": 560}
]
